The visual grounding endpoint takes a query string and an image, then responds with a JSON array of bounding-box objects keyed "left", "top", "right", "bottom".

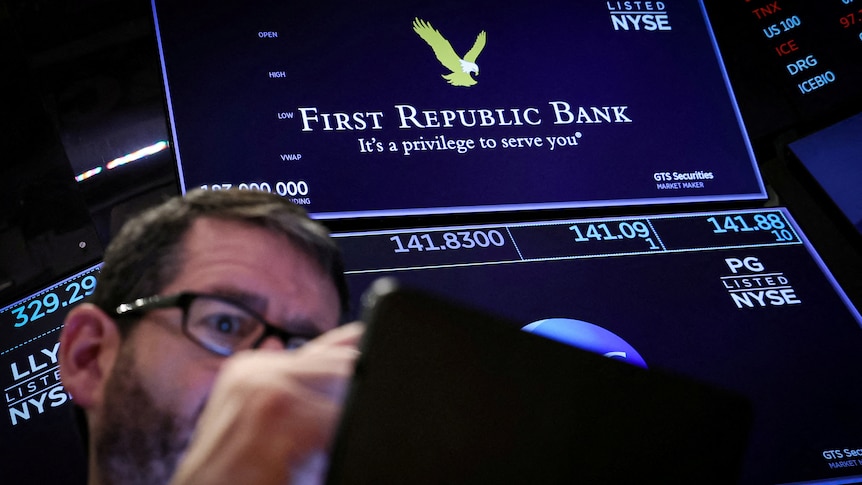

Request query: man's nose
[{"left": 256, "top": 335, "right": 287, "bottom": 351}]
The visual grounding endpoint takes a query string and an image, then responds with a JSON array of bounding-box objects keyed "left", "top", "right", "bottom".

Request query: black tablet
[{"left": 327, "top": 278, "right": 752, "bottom": 484}]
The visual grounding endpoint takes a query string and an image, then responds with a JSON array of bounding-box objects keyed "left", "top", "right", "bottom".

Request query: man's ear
[{"left": 59, "top": 303, "right": 122, "bottom": 409}]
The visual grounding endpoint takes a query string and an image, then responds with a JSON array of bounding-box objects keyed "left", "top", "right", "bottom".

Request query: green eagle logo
[{"left": 413, "top": 18, "right": 487, "bottom": 87}]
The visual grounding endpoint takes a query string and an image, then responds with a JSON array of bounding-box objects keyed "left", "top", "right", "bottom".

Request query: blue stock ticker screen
[
  {"left": 152, "top": 0, "right": 766, "bottom": 219},
  {"left": 0, "top": 264, "right": 99, "bottom": 484},
  {"left": 334, "top": 207, "right": 862, "bottom": 485}
]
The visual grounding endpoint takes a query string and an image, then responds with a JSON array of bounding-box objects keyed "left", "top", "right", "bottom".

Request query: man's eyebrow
[{"left": 207, "top": 287, "right": 268, "bottom": 315}]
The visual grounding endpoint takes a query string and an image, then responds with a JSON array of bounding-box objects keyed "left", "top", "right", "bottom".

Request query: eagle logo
[{"left": 413, "top": 18, "right": 487, "bottom": 87}]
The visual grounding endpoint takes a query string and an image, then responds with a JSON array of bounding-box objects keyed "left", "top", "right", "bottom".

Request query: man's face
[{"left": 94, "top": 217, "right": 341, "bottom": 484}]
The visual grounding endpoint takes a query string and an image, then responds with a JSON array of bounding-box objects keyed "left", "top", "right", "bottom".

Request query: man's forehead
[
  {"left": 203, "top": 286, "right": 269, "bottom": 313},
  {"left": 172, "top": 217, "right": 340, "bottom": 330}
]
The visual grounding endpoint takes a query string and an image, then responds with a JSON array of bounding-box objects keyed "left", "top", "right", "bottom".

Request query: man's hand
[{"left": 169, "top": 322, "right": 364, "bottom": 485}]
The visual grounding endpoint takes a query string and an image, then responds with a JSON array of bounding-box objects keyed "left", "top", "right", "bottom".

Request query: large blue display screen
[
  {"left": 152, "top": 0, "right": 766, "bottom": 219},
  {"left": 335, "top": 208, "right": 862, "bottom": 484}
]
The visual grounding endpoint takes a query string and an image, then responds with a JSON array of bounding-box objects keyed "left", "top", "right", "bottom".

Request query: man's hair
[{"left": 89, "top": 189, "right": 348, "bottom": 334}]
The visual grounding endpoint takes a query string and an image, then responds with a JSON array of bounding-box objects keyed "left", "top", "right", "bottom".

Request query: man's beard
[{"left": 94, "top": 342, "right": 198, "bottom": 485}]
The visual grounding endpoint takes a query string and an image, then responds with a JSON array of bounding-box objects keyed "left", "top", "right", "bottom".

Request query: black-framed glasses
[{"left": 114, "top": 292, "right": 318, "bottom": 356}]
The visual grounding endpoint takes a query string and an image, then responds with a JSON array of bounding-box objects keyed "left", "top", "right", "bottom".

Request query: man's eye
[{"left": 201, "top": 314, "right": 253, "bottom": 336}]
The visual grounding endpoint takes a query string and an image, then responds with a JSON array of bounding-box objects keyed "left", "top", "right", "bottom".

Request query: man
[{"left": 58, "top": 189, "right": 363, "bottom": 485}]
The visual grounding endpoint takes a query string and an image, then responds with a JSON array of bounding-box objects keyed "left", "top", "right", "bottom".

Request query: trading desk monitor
[
  {"left": 151, "top": 0, "right": 766, "bottom": 219},
  {"left": 702, "top": 0, "right": 862, "bottom": 142},
  {"left": 335, "top": 208, "right": 862, "bottom": 485}
]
